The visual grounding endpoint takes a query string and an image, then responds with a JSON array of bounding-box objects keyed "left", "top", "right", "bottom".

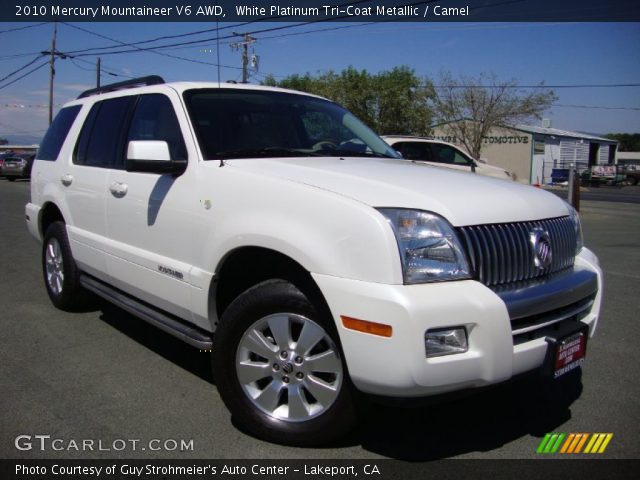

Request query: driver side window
[
  {"left": 126, "top": 94, "right": 187, "bottom": 163},
  {"left": 430, "top": 144, "right": 471, "bottom": 166},
  {"left": 301, "top": 111, "right": 351, "bottom": 146}
]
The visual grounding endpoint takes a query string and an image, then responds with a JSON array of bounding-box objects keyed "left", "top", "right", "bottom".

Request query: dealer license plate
[{"left": 553, "top": 332, "right": 587, "bottom": 378}]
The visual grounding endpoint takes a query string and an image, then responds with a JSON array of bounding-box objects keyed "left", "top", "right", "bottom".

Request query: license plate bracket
[{"left": 542, "top": 322, "right": 589, "bottom": 379}]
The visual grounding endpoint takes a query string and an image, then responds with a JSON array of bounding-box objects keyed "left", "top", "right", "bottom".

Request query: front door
[{"left": 104, "top": 92, "right": 197, "bottom": 321}]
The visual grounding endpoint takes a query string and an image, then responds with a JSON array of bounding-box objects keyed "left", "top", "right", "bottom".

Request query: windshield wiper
[
  {"left": 315, "top": 148, "right": 395, "bottom": 159},
  {"left": 213, "top": 147, "right": 322, "bottom": 159}
]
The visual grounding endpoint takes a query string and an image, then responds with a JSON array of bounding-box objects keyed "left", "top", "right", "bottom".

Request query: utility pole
[
  {"left": 230, "top": 33, "right": 255, "bottom": 83},
  {"left": 42, "top": 23, "right": 69, "bottom": 125},
  {"left": 48, "top": 22, "right": 57, "bottom": 126},
  {"left": 96, "top": 57, "right": 101, "bottom": 88}
]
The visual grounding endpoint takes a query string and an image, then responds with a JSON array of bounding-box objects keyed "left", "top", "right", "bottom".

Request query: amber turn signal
[{"left": 341, "top": 316, "right": 392, "bottom": 338}]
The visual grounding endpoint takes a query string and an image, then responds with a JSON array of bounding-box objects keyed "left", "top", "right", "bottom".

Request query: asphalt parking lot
[{"left": 1, "top": 179, "right": 638, "bottom": 461}]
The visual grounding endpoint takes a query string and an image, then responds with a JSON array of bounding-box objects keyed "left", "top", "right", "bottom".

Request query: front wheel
[{"left": 213, "top": 280, "right": 356, "bottom": 446}]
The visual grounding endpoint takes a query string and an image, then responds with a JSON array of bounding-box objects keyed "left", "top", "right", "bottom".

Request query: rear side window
[
  {"left": 74, "top": 96, "right": 133, "bottom": 168},
  {"left": 126, "top": 94, "right": 187, "bottom": 163},
  {"left": 37, "top": 105, "right": 81, "bottom": 161},
  {"left": 394, "top": 141, "right": 432, "bottom": 161},
  {"left": 430, "top": 144, "right": 472, "bottom": 165}
]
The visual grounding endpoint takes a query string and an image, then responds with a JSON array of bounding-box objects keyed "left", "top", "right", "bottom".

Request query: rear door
[{"left": 64, "top": 97, "right": 133, "bottom": 278}]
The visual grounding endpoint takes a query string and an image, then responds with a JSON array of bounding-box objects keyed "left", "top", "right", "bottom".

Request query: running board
[{"left": 80, "top": 274, "right": 213, "bottom": 349}]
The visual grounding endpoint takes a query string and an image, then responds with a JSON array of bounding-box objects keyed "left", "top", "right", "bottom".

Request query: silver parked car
[{"left": 1, "top": 154, "right": 35, "bottom": 181}]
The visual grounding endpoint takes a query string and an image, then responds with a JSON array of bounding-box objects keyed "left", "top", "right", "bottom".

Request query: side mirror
[{"left": 125, "top": 140, "right": 187, "bottom": 175}]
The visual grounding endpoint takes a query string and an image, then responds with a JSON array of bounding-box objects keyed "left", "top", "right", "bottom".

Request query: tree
[
  {"left": 262, "top": 66, "right": 434, "bottom": 136},
  {"left": 432, "top": 72, "right": 556, "bottom": 158},
  {"left": 603, "top": 133, "right": 640, "bottom": 151},
  {"left": 0, "top": 138, "right": 8, "bottom": 145}
]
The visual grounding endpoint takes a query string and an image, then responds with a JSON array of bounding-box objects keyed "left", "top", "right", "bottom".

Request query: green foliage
[
  {"left": 262, "top": 66, "right": 434, "bottom": 136},
  {"left": 603, "top": 133, "right": 640, "bottom": 152}
]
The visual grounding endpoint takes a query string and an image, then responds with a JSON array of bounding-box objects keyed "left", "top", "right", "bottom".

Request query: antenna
[{"left": 216, "top": 20, "right": 220, "bottom": 86}]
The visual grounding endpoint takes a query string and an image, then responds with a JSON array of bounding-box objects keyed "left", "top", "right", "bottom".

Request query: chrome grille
[{"left": 456, "top": 216, "right": 576, "bottom": 287}]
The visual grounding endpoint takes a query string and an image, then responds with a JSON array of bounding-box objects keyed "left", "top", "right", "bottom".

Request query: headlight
[
  {"left": 568, "top": 205, "right": 584, "bottom": 254},
  {"left": 377, "top": 208, "right": 471, "bottom": 284}
]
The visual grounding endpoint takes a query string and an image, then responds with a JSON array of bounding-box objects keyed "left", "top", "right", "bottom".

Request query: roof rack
[{"left": 77, "top": 75, "right": 165, "bottom": 99}]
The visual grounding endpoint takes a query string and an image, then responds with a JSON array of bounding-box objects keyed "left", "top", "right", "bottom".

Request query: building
[
  {"left": 615, "top": 151, "right": 640, "bottom": 168},
  {"left": 0, "top": 144, "right": 39, "bottom": 155},
  {"left": 431, "top": 121, "right": 618, "bottom": 185}
]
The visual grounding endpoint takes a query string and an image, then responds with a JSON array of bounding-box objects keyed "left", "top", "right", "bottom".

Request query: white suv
[
  {"left": 383, "top": 135, "right": 515, "bottom": 181},
  {"left": 26, "top": 77, "right": 602, "bottom": 445}
]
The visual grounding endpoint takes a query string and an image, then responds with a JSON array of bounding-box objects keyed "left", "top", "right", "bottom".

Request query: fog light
[{"left": 425, "top": 327, "right": 468, "bottom": 357}]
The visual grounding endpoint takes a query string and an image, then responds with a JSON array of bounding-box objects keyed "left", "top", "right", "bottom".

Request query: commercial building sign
[{"left": 431, "top": 135, "right": 529, "bottom": 145}]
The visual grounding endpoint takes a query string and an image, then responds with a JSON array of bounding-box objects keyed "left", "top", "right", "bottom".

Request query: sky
[{"left": 0, "top": 21, "right": 639, "bottom": 144}]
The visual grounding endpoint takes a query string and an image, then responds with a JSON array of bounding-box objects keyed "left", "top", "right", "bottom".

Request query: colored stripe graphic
[
  {"left": 567, "top": 433, "right": 583, "bottom": 453},
  {"left": 560, "top": 434, "right": 575, "bottom": 453},
  {"left": 585, "top": 433, "right": 614, "bottom": 453},
  {"left": 538, "top": 433, "right": 613, "bottom": 454},
  {"left": 584, "top": 434, "right": 599, "bottom": 453},
  {"left": 550, "top": 433, "right": 566, "bottom": 453},
  {"left": 574, "top": 433, "right": 589, "bottom": 453},
  {"left": 537, "top": 434, "right": 552, "bottom": 453}
]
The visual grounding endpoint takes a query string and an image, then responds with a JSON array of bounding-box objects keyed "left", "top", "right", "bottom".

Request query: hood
[
  {"left": 475, "top": 162, "right": 513, "bottom": 180},
  {"left": 226, "top": 156, "right": 570, "bottom": 226}
]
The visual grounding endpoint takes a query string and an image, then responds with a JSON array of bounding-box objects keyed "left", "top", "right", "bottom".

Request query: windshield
[{"left": 183, "top": 88, "right": 399, "bottom": 160}]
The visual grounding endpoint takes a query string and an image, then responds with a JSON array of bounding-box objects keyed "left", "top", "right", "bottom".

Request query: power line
[
  {"left": 63, "top": 1, "right": 390, "bottom": 58},
  {"left": 193, "top": 22, "right": 377, "bottom": 50},
  {"left": 59, "top": 0, "right": 377, "bottom": 57},
  {"left": 61, "top": 22, "right": 247, "bottom": 55},
  {"left": 61, "top": 22, "right": 244, "bottom": 70},
  {"left": 0, "top": 60, "right": 48, "bottom": 91},
  {"left": 431, "top": 83, "right": 640, "bottom": 89},
  {"left": 70, "top": 57, "right": 136, "bottom": 79},
  {"left": 0, "top": 22, "right": 48, "bottom": 35},
  {"left": 0, "top": 55, "right": 45, "bottom": 83},
  {"left": 0, "top": 51, "right": 44, "bottom": 61},
  {"left": 551, "top": 104, "right": 640, "bottom": 111}
]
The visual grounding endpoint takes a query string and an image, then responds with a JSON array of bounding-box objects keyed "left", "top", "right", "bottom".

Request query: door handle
[
  {"left": 109, "top": 181, "right": 128, "bottom": 198},
  {"left": 60, "top": 174, "right": 73, "bottom": 187}
]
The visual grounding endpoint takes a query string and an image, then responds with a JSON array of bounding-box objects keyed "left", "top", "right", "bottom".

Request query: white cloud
[
  {"left": 26, "top": 89, "right": 50, "bottom": 97},
  {"left": 59, "top": 83, "right": 93, "bottom": 92}
]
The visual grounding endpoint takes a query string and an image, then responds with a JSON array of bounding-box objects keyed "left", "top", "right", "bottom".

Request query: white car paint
[
  {"left": 383, "top": 135, "right": 515, "bottom": 181},
  {"left": 26, "top": 82, "right": 602, "bottom": 397}
]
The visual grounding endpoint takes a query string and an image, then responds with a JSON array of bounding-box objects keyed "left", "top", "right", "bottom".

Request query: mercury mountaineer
[{"left": 26, "top": 76, "right": 602, "bottom": 445}]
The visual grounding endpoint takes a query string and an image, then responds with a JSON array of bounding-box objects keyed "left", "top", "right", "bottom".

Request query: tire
[
  {"left": 213, "top": 279, "right": 356, "bottom": 446},
  {"left": 42, "top": 221, "right": 88, "bottom": 311},
  {"left": 7, "top": 177, "right": 16, "bottom": 182},
  {"left": 623, "top": 175, "right": 638, "bottom": 186}
]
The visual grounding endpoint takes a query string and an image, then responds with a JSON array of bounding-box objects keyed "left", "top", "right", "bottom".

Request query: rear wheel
[
  {"left": 622, "top": 175, "right": 638, "bottom": 186},
  {"left": 213, "top": 279, "right": 355, "bottom": 446},
  {"left": 7, "top": 177, "right": 16, "bottom": 182},
  {"left": 42, "top": 221, "right": 88, "bottom": 310}
]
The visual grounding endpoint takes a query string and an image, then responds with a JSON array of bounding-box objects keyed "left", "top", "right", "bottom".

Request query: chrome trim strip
[
  {"left": 511, "top": 299, "right": 594, "bottom": 336},
  {"left": 494, "top": 267, "right": 598, "bottom": 320},
  {"left": 457, "top": 216, "right": 577, "bottom": 287}
]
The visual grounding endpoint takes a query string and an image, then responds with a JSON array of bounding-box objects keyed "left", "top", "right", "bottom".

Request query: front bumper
[{"left": 313, "top": 247, "right": 602, "bottom": 397}]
